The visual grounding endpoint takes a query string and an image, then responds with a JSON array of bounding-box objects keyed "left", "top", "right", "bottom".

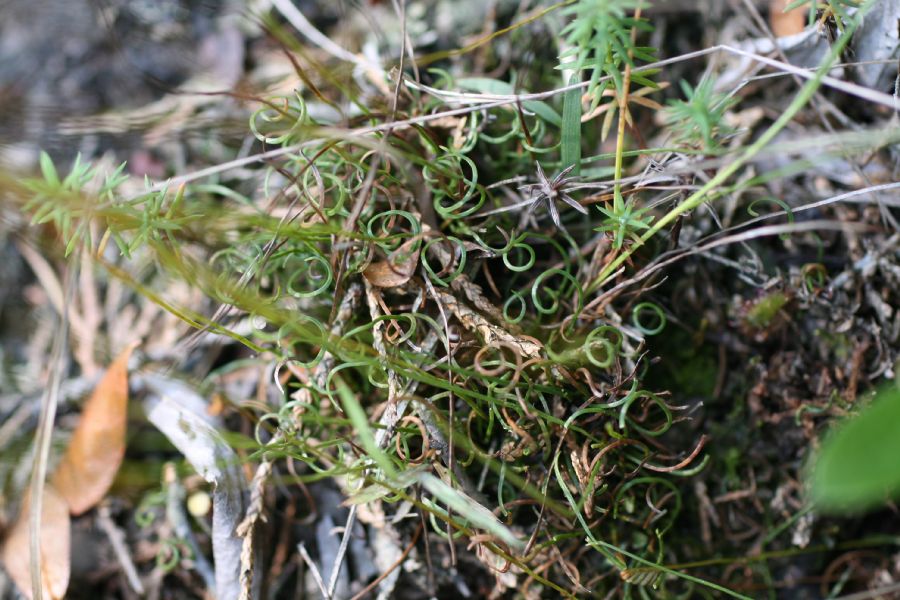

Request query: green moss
[
  {"left": 814, "top": 328, "right": 853, "bottom": 362},
  {"left": 745, "top": 291, "right": 789, "bottom": 329},
  {"left": 646, "top": 327, "right": 718, "bottom": 398}
]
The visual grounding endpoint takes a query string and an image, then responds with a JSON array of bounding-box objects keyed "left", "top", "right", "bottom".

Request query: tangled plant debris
[{"left": 0, "top": 0, "right": 899, "bottom": 598}]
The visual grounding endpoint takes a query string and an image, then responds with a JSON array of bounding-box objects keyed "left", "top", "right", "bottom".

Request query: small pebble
[{"left": 187, "top": 491, "right": 211, "bottom": 517}]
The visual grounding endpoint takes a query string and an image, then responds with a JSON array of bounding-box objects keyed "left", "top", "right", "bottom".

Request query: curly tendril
[
  {"left": 631, "top": 302, "right": 667, "bottom": 336},
  {"left": 249, "top": 92, "right": 308, "bottom": 145},
  {"left": 425, "top": 152, "right": 486, "bottom": 219},
  {"left": 366, "top": 210, "right": 421, "bottom": 251},
  {"left": 422, "top": 236, "right": 467, "bottom": 286}
]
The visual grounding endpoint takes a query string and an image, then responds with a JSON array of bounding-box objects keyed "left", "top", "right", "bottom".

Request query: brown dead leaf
[
  {"left": 769, "top": 0, "right": 806, "bottom": 37},
  {"left": 51, "top": 344, "right": 136, "bottom": 515},
  {"left": 363, "top": 239, "right": 421, "bottom": 288},
  {"left": 1, "top": 483, "right": 71, "bottom": 600}
]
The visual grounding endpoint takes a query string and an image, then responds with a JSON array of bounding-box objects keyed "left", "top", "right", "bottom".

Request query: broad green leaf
[
  {"left": 456, "top": 77, "right": 512, "bottom": 95},
  {"left": 810, "top": 385, "right": 900, "bottom": 513},
  {"left": 560, "top": 75, "right": 582, "bottom": 175}
]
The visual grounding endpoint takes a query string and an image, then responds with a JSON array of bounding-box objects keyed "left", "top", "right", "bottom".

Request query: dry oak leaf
[
  {"left": 51, "top": 343, "right": 137, "bottom": 515},
  {"left": 1, "top": 483, "right": 71, "bottom": 600},
  {"left": 363, "top": 239, "right": 421, "bottom": 288},
  {"left": 769, "top": 0, "right": 806, "bottom": 37}
]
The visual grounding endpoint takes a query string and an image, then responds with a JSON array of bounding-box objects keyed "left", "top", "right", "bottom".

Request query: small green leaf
[
  {"left": 457, "top": 78, "right": 562, "bottom": 127},
  {"left": 345, "top": 467, "right": 425, "bottom": 505},
  {"left": 39, "top": 151, "right": 60, "bottom": 187},
  {"left": 456, "top": 77, "right": 515, "bottom": 95},
  {"left": 419, "top": 473, "right": 524, "bottom": 550},
  {"left": 345, "top": 482, "right": 396, "bottom": 505},
  {"left": 561, "top": 75, "right": 582, "bottom": 175},
  {"left": 810, "top": 385, "right": 900, "bottom": 513},
  {"left": 523, "top": 100, "right": 563, "bottom": 128}
]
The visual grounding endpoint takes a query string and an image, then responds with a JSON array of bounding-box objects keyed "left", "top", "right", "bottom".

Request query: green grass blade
[
  {"left": 561, "top": 75, "right": 583, "bottom": 175},
  {"left": 334, "top": 377, "right": 396, "bottom": 476}
]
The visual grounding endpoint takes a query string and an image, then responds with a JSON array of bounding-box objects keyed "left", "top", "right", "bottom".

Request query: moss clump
[
  {"left": 744, "top": 291, "right": 790, "bottom": 329},
  {"left": 647, "top": 327, "right": 718, "bottom": 398}
]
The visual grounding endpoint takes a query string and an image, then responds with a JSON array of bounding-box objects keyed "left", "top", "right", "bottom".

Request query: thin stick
[
  {"left": 714, "top": 181, "right": 900, "bottom": 232},
  {"left": 97, "top": 505, "right": 146, "bottom": 594},
  {"left": 28, "top": 263, "right": 75, "bottom": 600},
  {"left": 325, "top": 504, "right": 357, "bottom": 598},
  {"left": 612, "top": 1, "right": 642, "bottom": 214},
  {"left": 269, "top": 0, "right": 384, "bottom": 77},
  {"left": 324, "top": 281, "right": 451, "bottom": 595},
  {"left": 298, "top": 543, "right": 331, "bottom": 599},
  {"left": 322, "top": 282, "right": 406, "bottom": 597},
  {"left": 584, "top": 219, "right": 873, "bottom": 314},
  {"left": 422, "top": 275, "right": 458, "bottom": 566},
  {"left": 739, "top": 0, "right": 898, "bottom": 229},
  {"left": 833, "top": 581, "right": 900, "bottom": 600}
]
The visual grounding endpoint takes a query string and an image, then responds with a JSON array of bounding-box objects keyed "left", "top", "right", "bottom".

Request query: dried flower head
[{"left": 518, "top": 163, "right": 587, "bottom": 229}]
